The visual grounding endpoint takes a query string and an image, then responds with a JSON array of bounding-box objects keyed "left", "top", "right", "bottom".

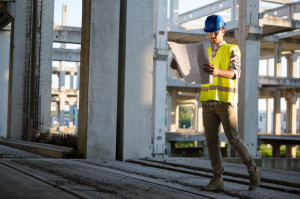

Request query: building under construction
[{"left": 1, "top": 0, "right": 300, "bottom": 160}]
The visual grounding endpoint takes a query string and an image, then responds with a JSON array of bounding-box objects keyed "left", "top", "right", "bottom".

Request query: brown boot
[
  {"left": 248, "top": 169, "right": 262, "bottom": 191},
  {"left": 200, "top": 177, "right": 224, "bottom": 191}
]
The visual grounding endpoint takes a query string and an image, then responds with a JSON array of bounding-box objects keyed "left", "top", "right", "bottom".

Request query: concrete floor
[{"left": 0, "top": 144, "right": 299, "bottom": 199}]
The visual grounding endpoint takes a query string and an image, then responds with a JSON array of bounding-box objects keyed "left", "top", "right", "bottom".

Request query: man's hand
[
  {"left": 204, "top": 63, "right": 235, "bottom": 79},
  {"left": 204, "top": 63, "right": 220, "bottom": 76},
  {"left": 170, "top": 58, "right": 183, "bottom": 78},
  {"left": 170, "top": 58, "right": 178, "bottom": 70}
]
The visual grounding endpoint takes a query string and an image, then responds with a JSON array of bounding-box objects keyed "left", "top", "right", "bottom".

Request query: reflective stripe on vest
[{"left": 200, "top": 44, "right": 239, "bottom": 103}]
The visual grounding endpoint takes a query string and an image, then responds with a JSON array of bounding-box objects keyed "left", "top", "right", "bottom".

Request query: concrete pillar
[
  {"left": 39, "top": 0, "right": 54, "bottom": 132},
  {"left": 266, "top": 98, "right": 272, "bottom": 133},
  {"left": 272, "top": 143, "right": 280, "bottom": 158},
  {"left": 6, "top": 0, "right": 28, "bottom": 139},
  {"left": 78, "top": 0, "right": 153, "bottom": 160},
  {"left": 273, "top": 90, "right": 281, "bottom": 135},
  {"left": 274, "top": 41, "right": 282, "bottom": 77},
  {"left": 152, "top": 0, "right": 168, "bottom": 155},
  {"left": 285, "top": 95, "right": 297, "bottom": 134},
  {"left": 75, "top": 63, "right": 80, "bottom": 134},
  {"left": 78, "top": 0, "right": 119, "bottom": 159},
  {"left": 69, "top": 104, "right": 74, "bottom": 127},
  {"left": 0, "top": 29, "right": 11, "bottom": 138},
  {"left": 169, "top": 0, "right": 178, "bottom": 26},
  {"left": 237, "top": 0, "right": 261, "bottom": 156},
  {"left": 58, "top": 93, "right": 66, "bottom": 127},
  {"left": 196, "top": 95, "right": 204, "bottom": 132},
  {"left": 286, "top": 145, "right": 297, "bottom": 158},
  {"left": 166, "top": 92, "right": 171, "bottom": 131},
  {"left": 117, "top": 0, "right": 153, "bottom": 160},
  {"left": 170, "top": 89, "right": 177, "bottom": 131},
  {"left": 70, "top": 72, "right": 75, "bottom": 89},
  {"left": 59, "top": 63, "right": 66, "bottom": 91},
  {"left": 267, "top": 58, "right": 273, "bottom": 76},
  {"left": 286, "top": 53, "right": 298, "bottom": 78}
]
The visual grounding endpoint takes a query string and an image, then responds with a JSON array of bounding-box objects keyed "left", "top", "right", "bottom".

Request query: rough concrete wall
[
  {"left": 122, "top": 0, "right": 154, "bottom": 160},
  {"left": 0, "top": 31, "right": 10, "bottom": 138}
]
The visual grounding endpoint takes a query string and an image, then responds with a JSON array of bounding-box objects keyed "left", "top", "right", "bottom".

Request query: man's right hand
[{"left": 170, "top": 58, "right": 178, "bottom": 70}]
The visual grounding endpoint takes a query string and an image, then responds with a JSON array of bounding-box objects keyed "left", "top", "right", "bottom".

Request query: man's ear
[{"left": 222, "top": 28, "right": 225, "bottom": 35}]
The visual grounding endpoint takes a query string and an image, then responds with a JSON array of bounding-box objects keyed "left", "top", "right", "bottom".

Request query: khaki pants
[{"left": 202, "top": 102, "right": 256, "bottom": 176}]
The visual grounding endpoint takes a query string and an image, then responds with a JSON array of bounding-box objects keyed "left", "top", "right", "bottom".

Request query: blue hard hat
[{"left": 204, "top": 15, "right": 226, "bottom": 32}]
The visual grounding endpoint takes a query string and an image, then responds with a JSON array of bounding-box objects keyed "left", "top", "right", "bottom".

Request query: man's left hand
[{"left": 204, "top": 63, "right": 220, "bottom": 76}]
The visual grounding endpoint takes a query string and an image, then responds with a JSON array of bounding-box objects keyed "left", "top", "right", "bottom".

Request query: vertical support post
[
  {"left": 152, "top": 0, "right": 168, "bottom": 155},
  {"left": 170, "top": 89, "right": 177, "bottom": 132},
  {"left": 237, "top": 0, "right": 261, "bottom": 156},
  {"left": 169, "top": 0, "right": 179, "bottom": 26},
  {"left": 274, "top": 41, "right": 282, "bottom": 77},
  {"left": 266, "top": 98, "right": 272, "bottom": 133},
  {"left": 273, "top": 90, "right": 281, "bottom": 135}
]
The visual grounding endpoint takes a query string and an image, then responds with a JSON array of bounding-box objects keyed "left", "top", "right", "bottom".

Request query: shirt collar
[{"left": 211, "top": 41, "right": 226, "bottom": 50}]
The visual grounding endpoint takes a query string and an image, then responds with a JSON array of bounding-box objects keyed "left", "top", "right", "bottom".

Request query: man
[{"left": 170, "top": 14, "right": 261, "bottom": 191}]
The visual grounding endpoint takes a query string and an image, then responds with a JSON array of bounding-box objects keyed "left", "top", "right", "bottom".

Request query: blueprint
[{"left": 168, "top": 42, "right": 213, "bottom": 84}]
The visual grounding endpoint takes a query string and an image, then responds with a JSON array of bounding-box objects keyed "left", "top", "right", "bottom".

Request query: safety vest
[{"left": 200, "top": 44, "right": 239, "bottom": 103}]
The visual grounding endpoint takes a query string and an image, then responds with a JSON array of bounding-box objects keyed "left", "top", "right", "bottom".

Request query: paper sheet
[{"left": 168, "top": 42, "right": 213, "bottom": 84}]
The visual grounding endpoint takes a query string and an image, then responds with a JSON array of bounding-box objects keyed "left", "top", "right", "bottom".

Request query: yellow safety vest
[{"left": 200, "top": 44, "right": 239, "bottom": 103}]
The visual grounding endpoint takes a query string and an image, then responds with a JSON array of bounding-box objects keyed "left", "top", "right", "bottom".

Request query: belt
[{"left": 202, "top": 100, "right": 229, "bottom": 107}]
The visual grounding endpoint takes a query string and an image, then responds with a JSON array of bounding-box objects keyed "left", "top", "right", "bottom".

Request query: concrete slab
[
  {"left": 0, "top": 146, "right": 299, "bottom": 199},
  {"left": 0, "top": 139, "right": 75, "bottom": 158}
]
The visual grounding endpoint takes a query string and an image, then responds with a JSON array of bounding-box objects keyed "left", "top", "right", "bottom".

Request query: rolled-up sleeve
[{"left": 229, "top": 46, "right": 241, "bottom": 79}]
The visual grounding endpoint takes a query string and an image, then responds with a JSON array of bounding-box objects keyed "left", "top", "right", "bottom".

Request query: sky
[{"left": 52, "top": 0, "right": 300, "bottom": 111}]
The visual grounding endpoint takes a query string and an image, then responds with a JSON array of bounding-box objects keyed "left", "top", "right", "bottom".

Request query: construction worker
[{"left": 170, "top": 14, "right": 261, "bottom": 191}]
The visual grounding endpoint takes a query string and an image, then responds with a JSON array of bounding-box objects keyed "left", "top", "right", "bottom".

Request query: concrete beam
[
  {"left": 178, "top": 0, "right": 232, "bottom": 24},
  {"left": 261, "top": 0, "right": 293, "bottom": 4},
  {"left": 52, "top": 48, "right": 80, "bottom": 62},
  {"left": 259, "top": 76, "right": 300, "bottom": 87},
  {"left": 260, "top": 2, "right": 300, "bottom": 18},
  {"left": 53, "top": 25, "right": 81, "bottom": 44},
  {"left": 167, "top": 78, "right": 201, "bottom": 88}
]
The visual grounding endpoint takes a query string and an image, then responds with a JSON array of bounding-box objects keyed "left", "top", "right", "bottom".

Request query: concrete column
[
  {"left": 166, "top": 92, "right": 171, "bottom": 131},
  {"left": 286, "top": 145, "right": 297, "bottom": 158},
  {"left": 170, "top": 89, "right": 177, "bottom": 132},
  {"left": 39, "top": 0, "right": 54, "bottom": 132},
  {"left": 69, "top": 104, "right": 74, "bottom": 127},
  {"left": 118, "top": 0, "right": 153, "bottom": 160},
  {"left": 0, "top": 29, "right": 11, "bottom": 138},
  {"left": 267, "top": 58, "right": 273, "bottom": 76},
  {"left": 152, "top": 0, "right": 168, "bottom": 155},
  {"left": 79, "top": 0, "right": 153, "bottom": 160},
  {"left": 274, "top": 41, "right": 282, "bottom": 77},
  {"left": 169, "top": 0, "right": 178, "bottom": 25},
  {"left": 59, "top": 63, "right": 66, "bottom": 91},
  {"left": 7, "top": 0, "right": 28, "bottom": 139},
  {"left": 273, "top": 90, "right": 281, "bottom": 135},
  {"left": 58, "top": 93, "right": 66, "bottom": 128},
  {"left": 196, "top": 94, "right": 204, "bottom": 132},
  {"left": 78, "top": 0, "right": 120, "bottom": 159},
  {"left": 175, "top": 103, "right": 179, "bottom": 130},
  {"left": 70, "top": 72, "right": 75, "bottom": 89},
  {"left": 75, "top": 63, "right": 80, "bottom": 134},
  {"left": 286, "top": 53, "right": 298, "bottom": 78},
  {"left": 285, "top": 95, "right": 297, "bottom": 134},
  {"left": 266, "top": 98, "right": 272, "bottom": 133},
  {"left": 237, "top": 0, "right": 261, "bottom": 156},
  {"left": 272, "top": 143, "right": 280, "bottom": 158}
]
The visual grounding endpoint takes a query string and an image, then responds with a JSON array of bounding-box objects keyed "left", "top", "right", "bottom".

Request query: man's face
[{"left": 207, "top": 28, "right": 225, "bottom": 45}]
